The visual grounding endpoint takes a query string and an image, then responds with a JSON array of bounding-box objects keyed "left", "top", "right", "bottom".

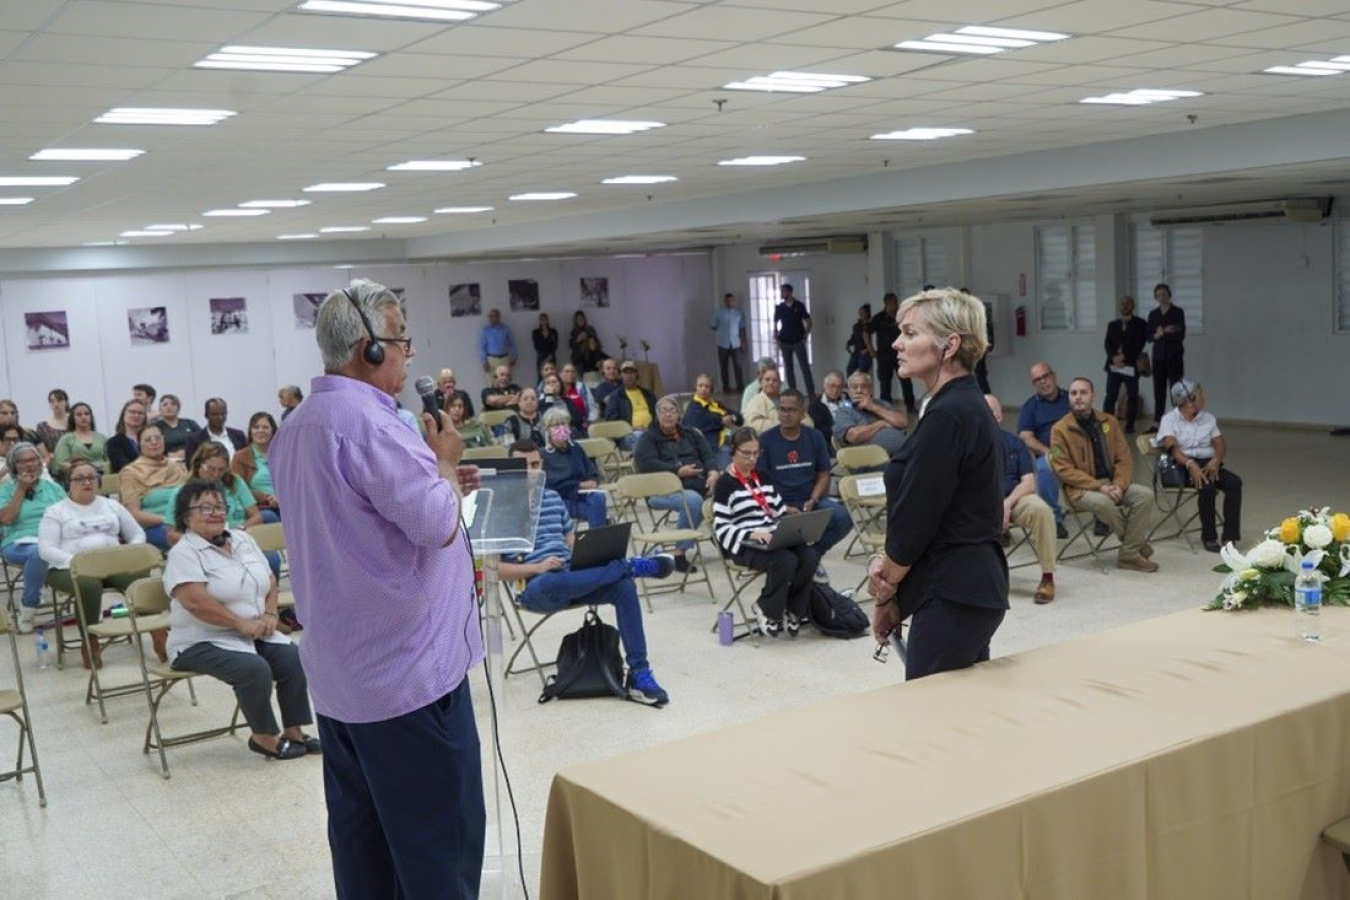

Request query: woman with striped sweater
[{"left": 712, "top": 427, "right": 820, "bottom": 637}]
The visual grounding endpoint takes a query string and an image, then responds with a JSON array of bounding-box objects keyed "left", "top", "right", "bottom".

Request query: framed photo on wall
[
  {"left": 127, "top": 306, "right": 170, "bottom": 345},
  {"left": 450, "top": 283, "right": 481, "bottom": 317},
  {"left": 580, "top": 277, "right": 609, "bottom": 308},
  {"left": 25, "top": 311, "right": 69, "bottom": 351},
  {"left": 210, "top": 297, "right": 248, "bottom": 334},
  {"left": 293, "top": 292, "right": 327, "bottom": 328},
  {"left": 508, "top": 279, "right": 539, "bottom": 311}
]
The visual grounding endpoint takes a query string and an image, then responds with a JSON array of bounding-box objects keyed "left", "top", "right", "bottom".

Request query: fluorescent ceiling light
[
  {"left": 602, "top": 175, "right": 678, "bottom": 185},
  {"left": 544, "top": 119, "right": 664, "bottom": 135},
  {"left": 319, "top": 225, "right": 370, "bottom": 233},
  {"left": 195, "top": 46, "right": 376, "bottom": 74},
  {"left": 724, "top": 71, "right": 870, "bottom": 93},
  {"left": 0, "top": 176, "right": 79, "bottom": 187},
  {"left": 387, "top": 159, "right": 481, "bottom": 171},
  {"left": 0, "top": 197, "right": 34, "bottom": 205},
  {"left": 144, "top": 223, "right": 204, "bottom": 231},
  {"left": 120, "top": 230, "right": 175, "bottom": 237},
  {"left": 95, "top": 107, "right": 235, "bottom": 126},
  {"left": 30, "top": 148, "right": 143, "bottom": 161},
  {"left": 303, "top": 182, "right": 385, "bottom": 192},
  {"left": 298, "top": 0, "right": 492, "bottom": 22},
  {"left": 1080, "top": 89, "right": 1204, "bottom": 105},
  {"left": 372, "top": 216, "right": 427, "bottom": 224},
  {"left": 896, "top": 25, "right": 1069, "bottom": 55},
  {"left": 1293, "top": 60, "right": 1350, "bottom": 71},
  {"left": 240, "top": 199, "right": 311, "bottom": 208},
  {"left": 509, "top": 192, "right": 577, "bottom": 201},
  {"left": 1263, "top": 66, "right": 1339, "bottom": 76},
  {"left": 870, "top": 127, "right": 974, "bottom": 140},
  {"left": 434, "top": 206, "right": 494, "bottom": 213},
  {"left": 203, "top": 208, "right": 270, "bottom": 217},
  {"left": 717, "top": 156, "right": 805, "bottom": 167},
  {"left": 82, "top": 241, "right": 127, "bottom": 246},
  {"left": 277, "top": 233, "right": 319, "bottom": 240}
]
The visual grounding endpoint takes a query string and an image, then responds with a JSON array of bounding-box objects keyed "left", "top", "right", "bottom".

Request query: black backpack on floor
[
  {"left": 809, "top": 583, "right": 869, "bottom": 639},
  {"left": 538, "top": 609, "right": 663, "bottom": 707}
]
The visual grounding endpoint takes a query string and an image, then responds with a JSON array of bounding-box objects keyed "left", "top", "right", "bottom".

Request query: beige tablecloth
[{"left": 542, "top": 608, "right": 1350, "bottom": 899}]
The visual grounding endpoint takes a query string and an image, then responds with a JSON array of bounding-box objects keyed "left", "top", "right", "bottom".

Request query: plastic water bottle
[
  {"left": 1295, "top": 560, "right": 1322, "bottom": 642},
  {"left": 717, "top": 611, "right": 734, "bottom": 646},
  {"left": 34, "top": 628, "right": 50, "bottom": 669}
]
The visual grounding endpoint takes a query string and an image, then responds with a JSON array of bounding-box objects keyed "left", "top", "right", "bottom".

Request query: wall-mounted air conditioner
[
  {"left": 759, "top": 236, "right": 868, "bottom": 257},
  {"left": 1149, "top": 197, "right": 1332, "bottom": 227}
]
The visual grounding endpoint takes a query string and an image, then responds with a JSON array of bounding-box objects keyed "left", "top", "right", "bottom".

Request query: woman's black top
[
  {"left": 106, "top": 433, "right": 140, "bottom": 473},
  {"left": 533, "top": 326, "right": 558, "bottom": 362},
  {"left": 569, "top": 325, "right": 599, "bottom": 365},
  {"left": 883, "top": 374, "right": 1008, "bottom": 617}
]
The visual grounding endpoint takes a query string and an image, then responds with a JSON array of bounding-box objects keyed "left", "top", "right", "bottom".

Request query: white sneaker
[{"left": 16, "top": 608, "right": 36, "bottom": 634}]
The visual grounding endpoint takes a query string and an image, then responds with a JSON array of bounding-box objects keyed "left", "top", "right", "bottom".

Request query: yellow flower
[
  {"left": 1279, "top": 517, "right": 1302, "bottom": 544},
  {"left": 1332, "top": 513, "right": 1350, "bottom": 543}
]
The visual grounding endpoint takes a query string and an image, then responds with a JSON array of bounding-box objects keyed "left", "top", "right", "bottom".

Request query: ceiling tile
[
  {"left": 0, "top": 62, "right": 167, "bottom": 89},
  {"left": 1107, "top": 8, "right": 1302, "bottom": 41},
  {"left": 431, "top": 81, "right": 575, "bottom": 103},
  {"left": 868, "top": 0, "right": 1067, "bottom": 23},
  {"left": 46, "top": 1, "right": 272, "bottom": 42},
  {"left": 670, "top": 43, "right": 857, "bottom": 71},
  {"left": 1102, "top": 44, "right": 1253, "bottom": 68},
  {"left": 405, "top": 26, "right": 604, "bottom": 59},
  {"left": 17, "top": 33, "right": 211, "bottom": 67},
  {"left": 1218, "top": 19, "right": 1350, "bottom": 50},
  {"left": 996, "top": 0, "right": 1209, "bottom": 34},
  {"left": 548, "top": 84, "right": 697, "bottom": 106},
  {"left": 482, "top": 0, "right": 702, "bottom": 33},
  {"left": 632, "top": 6, "right": 836, "bottom": 42},
  {"left": 1235, "top": 0, "right": 1349, "bottom": 12},
  {"left": 1012, "top": 37, "right": 1178, "bottom": 65},
  {"left": 303, "top": 75, "right": 451, "bottom": 98},
  {"left": 356, "top": 53, "right": 516, "bottom": 80},
  {"left": 765, "top": 16, "right": 929, "bottom": 50},
  {"left": 553, "top": 35, "right": 735, "bottom": 65},
  {"left": 231, "top": 13, "right": 447, "bottom": 52},
  {"left": 488, "top": 59, "right": 656, "bottom": 85}
]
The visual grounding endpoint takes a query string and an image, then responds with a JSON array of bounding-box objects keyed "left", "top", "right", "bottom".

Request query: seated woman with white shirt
[
  {"left": 38, "top": 458, "right": 151, "bottom": 669},
  {"left": 1155, "top": 379, "right": 1242, "bottom": 553},
  {"left": 163, "top": 479, "right": 317, "bottom": 761}
]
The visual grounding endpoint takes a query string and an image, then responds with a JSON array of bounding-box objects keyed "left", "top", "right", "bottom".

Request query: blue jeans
[
  {"left": 519, "top": 560, "right": 648, "bottom": 669},
  {"left": 318, "top": 680, "right": 484, "bottom": 900},
  {"left": 647, "top": 489, "right": 704, "bottom": 551},
  {"left": 2, "top": 543, "right": 47, "bottom": 608},
  {"left": 145, "top": 524, "right": 169, "bottom": 551},
  {"left": 264, "top": 550, "right": 281, "bottom": 583},
  {"left": 812, "top": 498, "right": 853, "bottom": 557},
  {"left": 564, "top": 492, "right": 608, "bottom": 529},
  {"left": 1034, "top": 456, "right": 1063, "bottom": 524},
  {"left": 259, "top": 508, "right": 281, "bottom": 524}
]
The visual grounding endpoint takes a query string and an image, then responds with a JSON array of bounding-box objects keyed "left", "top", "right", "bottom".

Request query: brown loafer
[
  {"left": 1117, "top": 555, "right": 1159, "bottom": 573},
  {"left": 1034, "top": 581, "right": 1055, "bottom": 604}
]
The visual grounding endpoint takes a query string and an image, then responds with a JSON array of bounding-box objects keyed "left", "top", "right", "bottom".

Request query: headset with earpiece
[{"left": 344, "top": 287, "right": 385, "bottom": 366}]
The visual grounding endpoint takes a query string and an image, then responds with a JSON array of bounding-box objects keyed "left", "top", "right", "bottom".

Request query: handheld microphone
[{"left": 414, "top": 376, "right": 441, "bottom": 421}]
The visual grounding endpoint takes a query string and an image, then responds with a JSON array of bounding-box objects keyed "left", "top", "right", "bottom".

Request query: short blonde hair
[{"left": 897, "top": 288, "right": 988, "bottom": 372}]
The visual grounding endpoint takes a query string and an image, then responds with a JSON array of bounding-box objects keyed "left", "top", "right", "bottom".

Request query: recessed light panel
[
  {"left": 544, "top": 120, "right": 664, "bottom": 135},
  {"left": 870, "top": 127, "right": 974, "bottom": 140},
  {"left": 387, "top": 159, "right": 481, "bottom": 171},
  {"left": 195, "top": 46, "right": 376, "bottom": 74},
  {"left": 0, "top": 197, "right": 35, "bottom": 205},
  {"left": 602, "top": 175, "right": 678, "bottom": 185},
  {"left": 1263, "top": 56, "right": 1350, "bottom": 77},
  {"left": 303, "top": 182, "right": 385, "bottom": 192},
  {"left": 509, "top": 192, "right": 577, "bottom": 200},
  {"left": 240, "top": 199, "right": 312, "bottom": 208},
  {"left": 724, "top": 71, "right": 870, "bottom": 94},
  {"left": 434, "top": 206, "right": 494, "bottom": 213},
  {"left": 298, "top": 0, "right": 496, "bottom": 23},
  {"left": 717, "top": 156, "right": 805, "bottom": 167},
  {"left": 95, "top": 108, "right": 235, "bottom": 126},
  {"left": 1080, "top": 89, "right": 1202, "bottom": 105},
  {"left": 29, "top": 149, "right": 144, "bottom": 161},
  {"left": 897, "top": 25, "right": 1069, "bottom": 55},
  {"left": 203, "top": 209, "right": 270, "bottom": 217},
  {"left": 278, "top": 233, "right": 319, "bottom": 240},
  {"left": 120, "top": 230, "right": 175, "bottom": 237},
  {"left": 144, "top": 224, "right": 204, "bottom": 231},
  {"left": 372, "top": 216, "right": 428, "bottom": 224},
  {"left": 0, "top": 176, "right": 79, "bottom": 187},
  {"left": 320, "top": 225, "right": 371, "bottom": 233}
]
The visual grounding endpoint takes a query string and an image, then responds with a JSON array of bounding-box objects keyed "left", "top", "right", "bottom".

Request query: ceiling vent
[
  {"left": 759, "top": 235, "right": 867, "bottom": 257},
  {"left": 1150, "top": 197, "right": 1332, "bottom": 227}
]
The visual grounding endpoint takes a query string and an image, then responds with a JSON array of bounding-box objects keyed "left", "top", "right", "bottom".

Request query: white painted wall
[{"left": 0, "top": 253, "right": 712, "bottom": 430}]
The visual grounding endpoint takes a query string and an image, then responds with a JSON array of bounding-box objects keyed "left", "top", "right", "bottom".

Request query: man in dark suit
[
  {"left": 183, "top": 397, "right": 247, "bottom": 462},
  {"left": 1145, "top": 283, "right": 1186, "bottom": 433},
  {"left": 1102, "top": 295, "right": 1147, "bottom": 433}
]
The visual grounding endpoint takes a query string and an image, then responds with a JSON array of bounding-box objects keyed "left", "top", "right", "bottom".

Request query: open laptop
[
  {"left": 570, "top": 522, "right": 633, "bottom": 570},
  {"left": 764, "top": 509, "right": 832, "bottom": 550}
]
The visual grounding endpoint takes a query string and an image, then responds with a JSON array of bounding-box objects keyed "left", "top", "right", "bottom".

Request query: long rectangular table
[{"left": 541, "top": 608, "right": 1350, "bottom": 899}]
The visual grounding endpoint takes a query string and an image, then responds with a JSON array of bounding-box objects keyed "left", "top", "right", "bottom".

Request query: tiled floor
[{"left": 1, "top": 424, "right": 1345, "bottom": 898}]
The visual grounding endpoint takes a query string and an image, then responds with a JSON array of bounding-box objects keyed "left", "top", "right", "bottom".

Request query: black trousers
[
  {"left": 1103, "top": 371, "right": 1140, "bottom": 429},
  {"left": 905, "top": 597, "right": 1006, "bottom": 681},
  {"left": 172, "top": 640, "right": 312, "bottom": 736},
  {"left": 734, "top": 543, "right": 820, "bottom": 620},
  {"left": 319, "top": 680, "right": 485, "bottom": 899},
  {"left": 1152, "top": 351, "right": 1184, "bottom": 421},
  {"left": 717, "top": 345, "right": 745, "bottom": 392},
  {"left": 1186, "top": 463, "right": 1243, "bottom": 543},
  {"left": 875, "top": 350, "right": 916, "bottom": 407}
]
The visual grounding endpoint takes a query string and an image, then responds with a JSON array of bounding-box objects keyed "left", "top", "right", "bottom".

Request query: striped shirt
[
  {"left": 270, "top": 375, "right": 481, "bottom": 724},
  {"left": 517, "top": 489, "right": 573, "bottom": 567},
  {"left": 712, "top": 469, "right": 785, "bottom": 556}
]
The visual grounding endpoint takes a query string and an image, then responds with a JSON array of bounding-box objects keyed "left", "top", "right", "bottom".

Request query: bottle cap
[{"left": 1301, "top": 559, "right": 1315, "bottom": 569}]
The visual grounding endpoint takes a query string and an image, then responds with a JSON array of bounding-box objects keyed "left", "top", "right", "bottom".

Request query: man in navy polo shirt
[
  {"left": 1017, "top": 360, "right": 1070, "bottom": 538},
  {"left": 757, "top": 389, "right": 851, "bottom": 580},
  {"left": 773, "top": 283, "right": 815, "bottom": 397}
]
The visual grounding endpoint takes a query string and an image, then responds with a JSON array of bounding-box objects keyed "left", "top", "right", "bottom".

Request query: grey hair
[
  {"left": 316, "top": 278, "right": 402, "bottom": 372},
  {"left": 656, "top": 395, "right": 682, "bottom": 415},
  {"left": 6, "top": 441, "right": 40, "bottom": 473},
  {"left": 541, "top": 406, "right": 572, "bottom": 429}
]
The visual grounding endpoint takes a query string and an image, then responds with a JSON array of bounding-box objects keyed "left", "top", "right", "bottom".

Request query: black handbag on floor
[
  {"left": 1155, "top": 453, "right": 1188, "bottom": 489},
  {"left": 538, "top": 609, "right": 661, "bottom": 707}
]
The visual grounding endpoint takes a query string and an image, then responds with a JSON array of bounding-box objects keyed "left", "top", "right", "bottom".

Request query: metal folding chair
[
  {"left": 0, "top": 607, "right": 45, "bottom": 806},
  {"left": 615, "top": 472, "right": 713, "bottom": 606},
  {"left": 1136, "top": 434, "right": 1208, "bottom": 553}
]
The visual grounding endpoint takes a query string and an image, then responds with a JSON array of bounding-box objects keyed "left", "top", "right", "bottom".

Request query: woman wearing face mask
[
  {"left": 53, "top": 402, "right": 109, "bottom": 479},
  {"left": 106, "top": 399, "right": 148, "bottom": 473},
  {"left": 539, "top": 406, "right": 607, "bottom": 528},
  {"left": 504, "top": 387, "right": 547, "bottom": 446}
]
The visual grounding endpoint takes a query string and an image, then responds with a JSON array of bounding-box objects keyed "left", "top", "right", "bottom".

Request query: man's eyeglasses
[
  {"left": 190, "top": 504, "right": 228, "bottom": 515},
  {"left": 1031, "top": 372, "right": 1055, "bottom": 383},
  {"left": 377, "top": 336, "right": 414, "bottom": 354}
]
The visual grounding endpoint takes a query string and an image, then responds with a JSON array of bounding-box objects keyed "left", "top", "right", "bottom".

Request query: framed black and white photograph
[
  {"left": 449, "top": 283, "right": 481, "bottom": 317},
  {"left": 293, "top": 292, "right": 327, "bottom": 328},
  {"left": 508, "top": 279, "right": 540, "bottom": 312},
  {"left": 580, "top": 276, "right": 610, "bottom": 308},
  {"left": 128, "top": 306, "right": 170, "bottom": 345},
  {"left": 25, "top": 310, "right": 69, "bottom": 351},
  {"left": 210, "top": 297, "right": 249, "bottom": 335}
]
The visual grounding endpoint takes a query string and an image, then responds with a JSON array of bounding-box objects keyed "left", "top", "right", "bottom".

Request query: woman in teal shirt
[
  {"left": 231, "top": 412, "right": 280, "bottom": 524},
  {"left": 0, "top": 442, "right": 66, "bottom": 632}
]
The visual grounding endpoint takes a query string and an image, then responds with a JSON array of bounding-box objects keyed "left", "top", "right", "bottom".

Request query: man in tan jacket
[{"left": 1049, "top": 377, "right": 1159, "bottom": 572}]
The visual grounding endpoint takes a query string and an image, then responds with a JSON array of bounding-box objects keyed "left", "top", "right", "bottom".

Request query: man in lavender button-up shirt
[{"left": 271, "top": 279, "right": 484, "bottom": 899}]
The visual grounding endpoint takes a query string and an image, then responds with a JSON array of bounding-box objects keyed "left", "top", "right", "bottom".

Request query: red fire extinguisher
[{"left": 1015, "top": 306, "right": 1027, "bottom": 337}]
